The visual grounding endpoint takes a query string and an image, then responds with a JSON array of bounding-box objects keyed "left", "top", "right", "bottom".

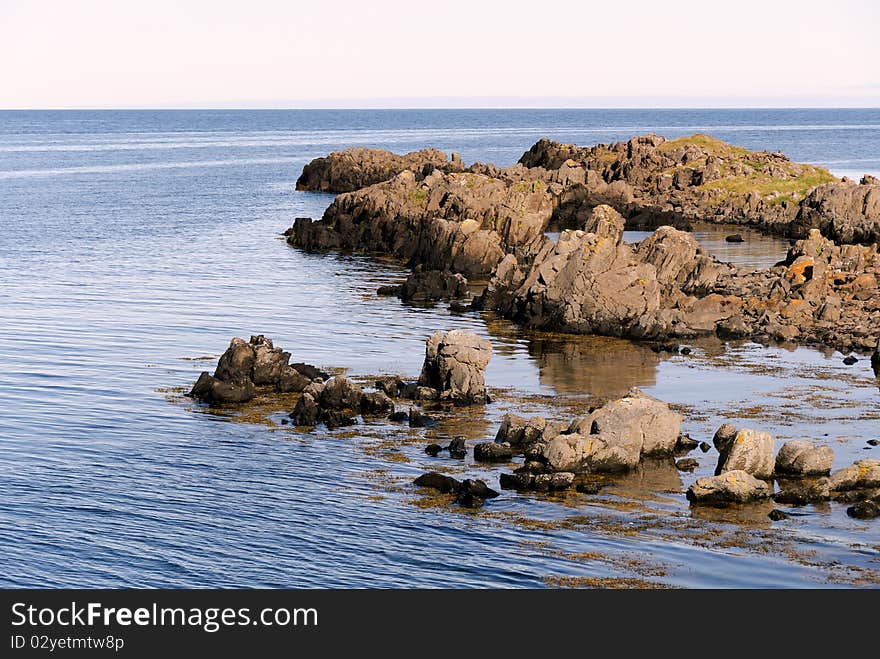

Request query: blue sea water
[{"left": 1, "top": 109, "right": 878, "bottom": 588}]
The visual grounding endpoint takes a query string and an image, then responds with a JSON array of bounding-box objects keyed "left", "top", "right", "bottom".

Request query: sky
[{"left": 1, "top": 0, "right": 878, "bottom": 109}]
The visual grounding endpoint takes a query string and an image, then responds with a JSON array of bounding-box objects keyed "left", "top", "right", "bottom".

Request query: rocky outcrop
[
  {"left": 189, "top": 335, "right": 319, "bottom": 405},
  {"left": 494, "top": 413, "right": 555, "bottom": 449},
  {"left": 518, "top": 133, "right": 841, "bottom": 238},
  {"left": 713, "top": 426, "right": 775, "bottom": 480},
  {"left": 377, "top": 270, "right": 468, "bottom": 302},
  {"left": 794, "top": 177, "right": 880, "bottom": 244},
  {"left": 287, "top": 375, "right": 396, "bottom": 428},
  {"left": 531, "top": 388, "right": 681, "bottom": 473},
  {"left": 417, "top": 330, "right": 492, "bottom": 405},
  {"left": 775, "top": 441, "right": 834, "bottom": 476},
  {"left": 686, "top": 470, "right": 773, "bottom": 504},
  {"left": 289, "top": 169, "right": 553, "bottom": 278},
  {"left": 478, "top": 208, "right": 880, "bottom": 354},
  {"left": 296, "top": 147, "right": 463, "bottom": 193}
]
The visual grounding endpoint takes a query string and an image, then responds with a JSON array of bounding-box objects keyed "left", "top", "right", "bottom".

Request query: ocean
[{"left": 1, "top": 109, "right": 878, "bottom": 588}]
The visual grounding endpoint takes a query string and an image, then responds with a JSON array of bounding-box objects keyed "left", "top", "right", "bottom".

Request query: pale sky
[{"left": 1, "top": 0, "right": 878, "bottom": 108}]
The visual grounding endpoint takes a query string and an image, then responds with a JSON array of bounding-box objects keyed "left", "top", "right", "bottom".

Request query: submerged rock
[
  {"left": 686, "top": 470, "right": 773, "bottom": 504},
  {"left": 847, "top": 501, "right": 880, "bottom": 520},
  {"left": 775, "top": 440, "right": 834, "bottom": 476},
  {"left": 676, "top": 458, "right": 699, "bottom": 472},
  {"left": 418, "top": 330, "right": 492, "bottom": 405},
  {"left": 413, "top": 472, "right": 498, "bottom": 508},
  {"left": 381, "top": 270, "right": 469, "bottom": 303}
]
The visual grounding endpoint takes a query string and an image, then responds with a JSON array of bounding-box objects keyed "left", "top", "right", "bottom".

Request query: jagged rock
[
  {"left": 686, "top": 470, "right": 773, "bottom": 504},
  {"left": 319, "top": 376, "right": 364, "bottom": 410},
  {"left": 250, "top": 335, "right": 291, "bottom": 385},
  {"left": 794, "top": 178, "right": 880, "bottom": 244},
  {"left": 714, "top": 427, "right": 775, "bottom": 479},
  {"left": 494, "top": 413, "right": 547, "bottom": 448},
  {"left": 188, "top": 372, "right": 256, "bottom": 405},
  {"left": 538, "top": 388, "right": 681, "bottom": 472},
  {"left": 289, "top": 169, "right": 553, "bottom": 278},
  {"left": 417, "top": 330, "right": 492, "bottom": 405},
  {"left": 359, "top": 391, "right": 395, "bottom": 416},
  {"left": 214, "top": 337, "right": 256, "bottom": 382},
  {"left": 290, "top": 393, "right": 320, "bottom": 426},
  {"left": 775, "top": 441, "right": 834, "bottom": 476},
  {"left": 829, "top": 459, "right": 880, "bottom": 491},
  {"left": 276, "top": 367, "right": 312, "bottom": 393},
  {"left": 296, "top": 147, "right": 461, "bottom": 193}
]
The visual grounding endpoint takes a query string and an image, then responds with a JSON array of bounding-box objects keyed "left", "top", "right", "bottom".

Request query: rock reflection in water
[
  {"left": 689, "top": 500, "right": 775, "bottom": 526},
  {"left": 526, "top": 333, "right": 660, "bottom": 397}
]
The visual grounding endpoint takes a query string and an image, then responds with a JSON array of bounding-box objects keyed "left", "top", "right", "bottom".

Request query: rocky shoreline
[
  {"left": 288, "top": 135, "right": 880, "bottom": 356},
  {"left": 185, "top": 332, "right": 880, "bottom": 520}
]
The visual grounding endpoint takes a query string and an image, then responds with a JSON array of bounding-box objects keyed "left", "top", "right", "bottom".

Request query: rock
[
  {"left": 447, "top": 437, "right": 467, "bottom": 459},
  {"left": 417, "top": 330, "right": 492, "bottom": 405},
  {"left": 276, "top": 367, "right": 311, "bottom": 393},
  {"left": 768, "top": 509, "right": 788, "bottom": 521},
  {"left": 455, "top": 479, "right": 500, "bottom": 508},
  {"left": 699, "top": 442, "right": 711, "bottom": 453},
  {"left": 424, "top": 443, "right": 443, "bottom": 457},
  {"left": 847, "top": 501, "right": 880, "bottom": 519},
  {"left": 833, "top": 487, "right": 880, "bottom": 503},
  {"left": 676, "top": 458, "right": 699, "bottom": 472},
  {"left": 474, "top": 442, "right": 514, "bottom": 462},
  {"left": 395, "top": 270, "right": 469, "bottom": 302},
  {"left": 712, "top": 423, "right": 737, "bottom": 451},
  {"left": 290, "top": 393, "right": 320, "bottom": 426},
  {"left": 375, "top": 377, "right": 403, "bottom": 397},
  {"left": 725, "top": 234, "right": 745, "bottom": 243},
  {"left": 494, "top": 413, "right": 547, "bottom": 448},
  {"left": 214, "top": 337, "right": 256, "bottom": 382},
  {"left": 188, "top": 372, "right": 256, "bottom": 405},
  {"left": 322, "top": 410, "right": 356, "bottom": 429},
  {"left": 575, "top": 481, "right": 606, "bottom": 494},
  {"left": 775, "top": 440, "right": 834, "bottom": 476},
  {"left": 376, "top": 284, "right": 401, "bottom": 297},
  {"left": 499, "top": 472, "right": 534, "bottom": 490},
  {"left": 290, "top": 168, "right": 552, "bottom": 278},
  {"left": 302, "top": 380, "right": 325, "bottom": 399},
  {"left": 714, "top": 427, "right": 775, "bottom": 479},
  {"left": 408, "top": 409, "right": 435, "bottom": 428},
  {"left": 843, "top": 355, "right": 858, "bottom": 365},
  {"left": 532, "top": 472, "right": 575, "bottom": 492},
  {"left": 319, "top": 376, "right": 363, "bottom": 410},
  {"left": 388, "top": 411, "right": 409, "bottom": 423},
  {"left": 250, "top": 335, "right": 291, "bottom": 385},
  {"left": 539, "top": 388, "right": 681, "bottom": 472},
  {"left": 291, "top": 363, "right": 329, "bottom": 381},
  {"left": 414, "top": 472, "right": 460, "bottom": 494},
  {"left": 686, "top": 470, "right": 773, "bottom": 504},
  {"left": 359, "top": 391, "right": 395, "bottom": 416},
  {"left": 296, "top": 147, "right": 460, "bottom": 193},
  {"left": 868, "top": 439, "right": 879, "bottom": 447},
  {"left": 794, "top": 178, "right": 880, "bottom": 245},
  {"left": 675, "top": 433, "right": 699, "bottom": 453},
  {"left": 773, "top": 477, "right": 831, "bottom": 504},
  {"left": 829, "top": 459, "right": 880, "bottom": 491},
  {"left": 872, "top": 337, "right": 880, "bottom": 372}
]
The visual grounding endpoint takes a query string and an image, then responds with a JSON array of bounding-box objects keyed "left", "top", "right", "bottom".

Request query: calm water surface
[{"left": 1, "top": 110, "right": 878, "bottom": 588}]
